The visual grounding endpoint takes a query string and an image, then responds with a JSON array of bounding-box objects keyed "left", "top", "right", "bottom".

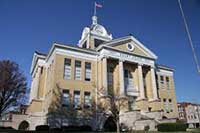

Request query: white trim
[
  {"left": 109, "top": 40, "right": 151, "bottom": 58},
  {"left": 46, "top": 43, "right": 97, "bottom": 62},
  {"left": 46, "top": 44, "right": 98, "bottom": 66},
  {"left": 130, "top": 36, "right": 157, "bottom": 59},
  {"left": 156, "top": 69, "right": 174, "bottom": 76},
  {"left": 31, "top": 59, "right": 46, "bottom": 78},
  {"left": 30, "top": 53, "right": 46, "bottom": 75},
  {"left": 126, "top": 43, "right": 135, "bottom": 52},
  {"left": 55, "top": 48, "right": 98, "bottom": 61},
  {"left": 100, "top": 48, "right": 155, "bottom": 67},
  {"left": 97, "top": 36, "right": 158, "bottom": 59}
]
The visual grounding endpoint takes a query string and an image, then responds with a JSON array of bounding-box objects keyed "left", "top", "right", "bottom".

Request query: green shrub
[
  {"left": 144, "top": 125, "right": 150, "bottom": 131},
  {"left": 61, "top": 125, "right": 92, "bottom": 132},
  {"left": 157, "top": 122, "right": 187, "bottom": 132},
  {"left": 79, "top": 125, "right": 92, "bottom": 131},
  {"left": 35, "top": 125, "right": 49, "bottom": 131},
  {"left": 50, "top": 127, "right": 62, "bottom": 131}
]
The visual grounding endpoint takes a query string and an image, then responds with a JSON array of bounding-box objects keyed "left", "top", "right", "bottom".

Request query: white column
[
  {"left": 102, "top": 57, "right": 108, "bottom": 95},
  {"left": 119, "top": 60, "right": 125, "bottom": 96},
  {"left": 138, "top": 64, "right": 145, "bottom": 99},
  {"left": 151, "top": 67, "right": 158, "bottom": 100},
  {"left": 35, "top": 67, "right": 41, "bottom": 99},
  {"left": 29, "top": 77, "right": 35, "bottom": 103}
]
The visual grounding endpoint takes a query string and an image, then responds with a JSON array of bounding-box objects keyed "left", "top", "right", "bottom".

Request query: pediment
[
  {"left": 30, "top": 52, "right": 46, "bottom": 75},
  {"left": 104, "top": 36, "right": 157, "bottom": 59}
]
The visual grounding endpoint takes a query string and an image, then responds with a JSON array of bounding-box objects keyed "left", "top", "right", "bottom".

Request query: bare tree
[
  {"left": 47, "top": 83, "right": 95, "bottom": 128},
  {"left": 97, "top": 86, "right": 127, "bottom": 133},
  {"left": 0, "top": 60, "right": 27, "bottom": 117},
  {"left": 47, "top": 84, "right": 78, "bottom": 128}
]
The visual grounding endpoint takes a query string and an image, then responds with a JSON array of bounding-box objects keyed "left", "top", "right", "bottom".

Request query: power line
[{"left": 178, "top": 0, "right": 200, "bottom": 74}]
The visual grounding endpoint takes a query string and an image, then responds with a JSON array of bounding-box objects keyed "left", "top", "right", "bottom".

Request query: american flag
[{"left": 95, "top": 2, "right": 102, "bottom": 8}]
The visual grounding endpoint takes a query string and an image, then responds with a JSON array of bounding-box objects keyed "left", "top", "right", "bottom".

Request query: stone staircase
[{"left": 120, "top": 110, "right": 163, "bottom": 131}]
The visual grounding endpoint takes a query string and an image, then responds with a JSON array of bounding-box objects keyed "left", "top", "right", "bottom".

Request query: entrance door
[{"left": 103, "top": 116, "right": 117, "bottom": 131}]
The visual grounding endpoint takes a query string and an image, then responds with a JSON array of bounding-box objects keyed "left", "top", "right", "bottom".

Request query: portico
[{"left": 100, "top": 47, "right": 159, "bottom": 106}]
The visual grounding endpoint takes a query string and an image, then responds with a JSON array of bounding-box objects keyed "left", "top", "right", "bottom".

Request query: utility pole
[
  {"left": 197, "top": 105, "right": 200, "bottom": 128},
  {"left": 178, "top": 0, "right": 200, "bottom": 74}
]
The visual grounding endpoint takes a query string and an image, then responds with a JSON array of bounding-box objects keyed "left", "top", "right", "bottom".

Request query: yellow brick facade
[
  {"left": 27, "top": 17, "right": 179, "bottom": 130},
  {"left": 28, "top": 42, "right": 178, "bottom": 119}
]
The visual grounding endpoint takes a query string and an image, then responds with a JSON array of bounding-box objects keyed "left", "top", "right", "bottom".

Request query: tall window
[
  {"left": 169, "top": 99, "right": 172, "bottom": 103},
  {"left": 74, "top": 90, "right": 81, "bottom": 109},
  {"left": 169, "top": 99, "right": 173, "bottom": 112},
  {"left": 160, "top": 76, "right": 164, "bottom": 84},
  {"left": 85, "top": 62, "right": 91, "bottom": 81},
  {"left": 160, "top": 75, "right": 164, "bottom": 89},
  {"left": 108, "top": 66, "right": 114, "bottom": 85},
  {"left": 84, "top": 92, "right": 91, "bottom": 108},
  {"left": 124, "top": 69, "right": 134, "bottom": 90},
  {"left": 62, "top": 90, "right": 70, "bottom": 107},
  {"left": 163, "top": 98, "right": 168, "bottom": 113},
  {"left": 75, "top": 61, "right": 81, "bottom": 80},
  {"left": 64, "top": 59, "right": 71, "bottom": 80},
  {"left": 166, "top": 77, "right": 170, "bottom": 90}
]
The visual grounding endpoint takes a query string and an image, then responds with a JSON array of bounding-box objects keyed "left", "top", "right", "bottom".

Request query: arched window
[{"left": 18, "top": 120, "right": 29, "bottom": 130}]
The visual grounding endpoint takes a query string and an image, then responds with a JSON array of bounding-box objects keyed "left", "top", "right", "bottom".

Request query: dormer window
[{"left": 94, "top": 39, "right": 104, "bottom": 48}]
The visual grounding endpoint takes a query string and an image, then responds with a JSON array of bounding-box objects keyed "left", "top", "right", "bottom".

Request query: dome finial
[
  {"left": 92, "top": 15, "right": 98, "bottom": 25},
  {"left": 92, "top": 2, "right": 102, "bottom": 25}
]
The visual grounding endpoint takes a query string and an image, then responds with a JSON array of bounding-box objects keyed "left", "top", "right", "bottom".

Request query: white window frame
[
  {"left": 64, "top": 59, "right": 71, "bottom": 80},
  {"left": 84, "top": 91, "right": 91, "bottom": 108},
  {"left": 62, "top": 89, "right": 70, "bottom": 107},
  {"left": 85, "top": 62, "right": 91, "bottom": 81},
  {"left": 74, "top": 90, "right": 81, "bottom": 109},
  {"left": 166, "top": 77, "right": 170, "bottom": 90},
  {"left": 124, "top": 69, "right": 134, "bottom": 90},
  {"left": 75, "top": 61, "right": 82, "bottom": 80},
  {"left": 160, "top": 75, "right": 165, "bottom": 89},
  {"left": 108, "top": 66, "right": 114, "bottom": 85}
]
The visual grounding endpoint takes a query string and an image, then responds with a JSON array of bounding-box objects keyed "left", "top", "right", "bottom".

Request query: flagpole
[{"left": 94, "top": 2, "right": 96, "bottom": 16}]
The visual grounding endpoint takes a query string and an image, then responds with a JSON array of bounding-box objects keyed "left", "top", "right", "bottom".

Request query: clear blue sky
[{"left": 0, "top": 0, "right": 199, "bottom": 103}]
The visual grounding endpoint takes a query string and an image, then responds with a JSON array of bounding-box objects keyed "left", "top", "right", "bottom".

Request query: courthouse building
[{"left": 1, "top": 16, "right": 179, "bottom": 130}]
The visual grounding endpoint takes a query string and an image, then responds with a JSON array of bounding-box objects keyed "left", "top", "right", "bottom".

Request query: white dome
[
  {"left": 78, "top": 15, "right": 112, "bottom": 46},
  {"left": 80, "top": 27, "right": 90, "bottom": 40},
  {"left": 90, "top": 15, "right": 112, "bottom": 40},
  {"left": 93, "top": 24, "right": 108, "bottom": 36}
]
